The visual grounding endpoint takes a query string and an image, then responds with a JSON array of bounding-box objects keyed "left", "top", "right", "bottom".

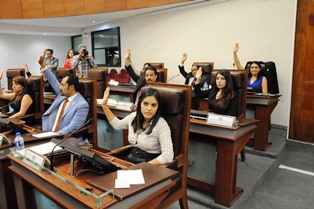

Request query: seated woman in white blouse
[{"left": 101, "top": 87, "right": 174, "bottom": 165}]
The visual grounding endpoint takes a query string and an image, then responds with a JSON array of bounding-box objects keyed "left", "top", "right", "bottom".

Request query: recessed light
[
  {"left": 92, "top": 21, "right": 96, "bottom": 24},
  {"left": 43, "top": 33, "right": 47, "bottom": 35}
]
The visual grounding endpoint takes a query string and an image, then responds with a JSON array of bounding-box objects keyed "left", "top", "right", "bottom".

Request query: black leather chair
[
  {"left": 20, "top": 76, "right": 44, "bottom": 123},
  {"left": 6, "top": 68, "right": 25, "bottom": 90},
  {"left": 245, "top": 61, "right": 280, "bottom": 94},
  {"left": 78, "top": 78, "right": 97, "bottom": 143}
]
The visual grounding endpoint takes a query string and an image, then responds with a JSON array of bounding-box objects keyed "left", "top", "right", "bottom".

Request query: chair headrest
[
  {"left": 88, "top": 69, "right": 107, "bottom": 81},
  {"left": 27, "top": 77, "right": 40, "bottom": 91},
  {"left": 57, "top": 69, "right": 71, "bottom": 78},
  {"left": 230, "top": 71, "right": 245, "bottom": 89},
  {"left": 79, "top": 80, "right": 93, "bottom": 97},
  {"left": 141, "top": 86, "right": 185, "bottom": 115},
  {"left": 6, "top": 69, "right": 25, "bottom": 77}
]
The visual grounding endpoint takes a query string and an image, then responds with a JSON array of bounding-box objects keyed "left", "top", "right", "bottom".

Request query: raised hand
[
  {"left": 181, "top": 52, "right": 187, "bottom": 64},
  {"left": 24, "top": 64, "right": 29, "bottom": 73},
  {"left": 195, "top": 66, "right": 203, "bottom": 79},
  {"left": 0, "top": 71, "right": 3, "bottom": 80},
  {"left": 102, "top": 87, "right": 110, "bottom": 106},
  {"left": 125, "top": 49, "right": 131, "bottom": 61},
  {"left": 233, "top": 43, "right": 240, "bottom": 53}
]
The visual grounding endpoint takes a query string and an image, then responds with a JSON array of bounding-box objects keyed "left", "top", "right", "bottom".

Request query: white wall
[
  {"left": 90, "top": 0, "right": 297, "bottom": 127},
  {"left": 0, "top": 34, "right": 71, "bottom": 87},
  {"left": 0, "top": 0, "right": 297, "bottom": 127}
]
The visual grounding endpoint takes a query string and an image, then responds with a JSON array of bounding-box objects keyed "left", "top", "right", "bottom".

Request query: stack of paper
[
  {"left": 116, "top": 101, "right": 134, "bottom": 110},
  {"left": 28, "top": 142, "right": 63, "bottom": 156},
  {"left": 115, "top": 169, "right": 145, "bottom": 188},
  {"left": 97, "top": 98, "right": 118, "bottom": 106},
  {"left": 206, "top": 113, "right": 236, "bottom": 127}
]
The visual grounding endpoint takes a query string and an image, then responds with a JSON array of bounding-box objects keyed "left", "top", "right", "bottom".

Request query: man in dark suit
[
  {"left": 178, "top": 53, "right": 210, "bottom": 109},
  {"left": 124, "top": 49, "right": 158, "bottom": 104}
]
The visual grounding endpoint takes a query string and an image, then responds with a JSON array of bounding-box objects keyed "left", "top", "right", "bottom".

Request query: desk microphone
[
  {"left": 49, "top": 118, "right": 93, "bottom": 172},
  {"left": 167, "top": 74, "right": 180, "bottom": 83}
]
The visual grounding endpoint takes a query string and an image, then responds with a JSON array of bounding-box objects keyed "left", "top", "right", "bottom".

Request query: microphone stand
[
  {"left": 49, "top": 118, "right": 92, "bottom": 172},
  {"left": 167, "top": 74, "right": 180, "bottom": 82},
  {"left": 0, "top": 104, "right": 10, "bottom": 114}
]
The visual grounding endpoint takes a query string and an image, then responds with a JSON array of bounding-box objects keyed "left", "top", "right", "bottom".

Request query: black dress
[{"left": 194, "top": 84, "right": 239, "bottom": 116}]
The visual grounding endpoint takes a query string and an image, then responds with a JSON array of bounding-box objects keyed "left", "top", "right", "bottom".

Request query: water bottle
[
  {"left": 14, "top": 132, "right": 25, "bottom": 150},
  {"left": 202, "top": 81, "right": 209, "bottom": 90}
]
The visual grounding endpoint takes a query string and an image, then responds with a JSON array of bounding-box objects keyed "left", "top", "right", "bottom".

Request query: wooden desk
[
  {"left": 246, "top": 94, "right": 280, "bottom": 151},
  {"left": 188, "top": 118, "right": 257, "bottom": 207},
  {"left": 0, "top": 130, "right": 60, "bottom": 209},
  {"left": 8, "top": 152, "right": 177, "bottom": 209}
]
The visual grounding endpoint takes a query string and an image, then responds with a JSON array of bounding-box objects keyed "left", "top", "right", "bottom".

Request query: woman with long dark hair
[
  {"left": 233, "top": 43, "right": 268, "bottom": 93},
  {"left": 0, "top": 72, "right": 33, "bottom": 118},
  {"left": 193, "top": 69, "right": 239, "bottom": 116},
  {"left": 101, "top": 87, "right": 173, "bottom": 165}
]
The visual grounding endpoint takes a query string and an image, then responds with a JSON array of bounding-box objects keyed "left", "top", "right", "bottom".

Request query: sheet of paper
[
  {"left": 117, "top": 169, "right": 145, "bottom": 185},
  {"left": 115, "top": 179, "right": 130, "bottom": 188},
  {"left": 32, "top": 131, "right": 60, "bottom": 138},
  {"left": 28, "top": 142, "right": 63, "bottom": 155}
]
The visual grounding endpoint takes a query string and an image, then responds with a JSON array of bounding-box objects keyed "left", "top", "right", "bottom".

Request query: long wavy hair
[
  {"left": 132, "top": 88, "right": 162, "bottom": 135},
  {"left": 11, "top": 76, "right": 30, "bottom": 102},
  {"left": 213, "top": 70, "right": 235, "bottom": 110}
]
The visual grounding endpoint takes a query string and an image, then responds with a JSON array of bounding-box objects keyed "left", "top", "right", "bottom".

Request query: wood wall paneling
[
  {"left": 43, "top": 0, "right": 65, "bottom": 17},
  {"left": 21, "top": 0, "right": 44, "bottom": 18},
  {"left": 0, "top": 0, "right": 23, "bottom": 18},
  {"left": 127, "top": 0, "right": 148, "bottom": 9},
  {"left": 85, "top": 0, "right": 106, "bottom": 14},
  {"left": 64, "top": 0, "right": 85, "bottom": 16},
  {"left": 289, "top": 0, "right": 314, "bottom": 142},
  {"left": 170, "top": 0, "right": 190, "bottom": 3},
  {"left": 105, "top": 0, "right": 127, "bottom": 12},
  {"left": 148, "top": 0, "right": 170, "bottom": 7},
  {"left": 0, "top": 0, "right": 192, "bottom": 19}
]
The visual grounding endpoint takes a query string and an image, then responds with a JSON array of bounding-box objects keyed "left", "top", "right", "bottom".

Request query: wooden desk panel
[
  {"left": 246, "top": 95, "right": 280, "bottom": 151},
  {"left": 200, "top": 94, "right": 280, "bottom": 151},
  {"left": 188, "top": 118, "right": 257, "bottom": 207}
]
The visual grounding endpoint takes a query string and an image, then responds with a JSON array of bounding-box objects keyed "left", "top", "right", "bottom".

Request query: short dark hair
[
  {"left": 64, "top": 73, "right": 79, "bottom": 91},
  {"left": 143, "top": 63, "right": 152, "bottom": 67},
  {"left": 46, "top": 49, "right": 53, "bottom": 54},
  {"left": 144, "top": 65, "right": 158, "bottom": 75}
]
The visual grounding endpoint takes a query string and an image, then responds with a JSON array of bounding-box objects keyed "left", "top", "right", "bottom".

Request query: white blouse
[{"left": 109, "top": 112, "right": 174, "bottom": 164}]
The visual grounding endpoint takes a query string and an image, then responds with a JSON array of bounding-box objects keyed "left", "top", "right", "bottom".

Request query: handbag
[{"left": 127, "top": 147, "right": 160, "bottom": 164}]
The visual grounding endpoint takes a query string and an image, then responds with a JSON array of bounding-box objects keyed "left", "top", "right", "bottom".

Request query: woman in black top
[
  {"left": 193, "top": 69, "right": 239, "bottom": 116},
  {"left": 0, "top": 71, "right": 33, "bottom": 118}
]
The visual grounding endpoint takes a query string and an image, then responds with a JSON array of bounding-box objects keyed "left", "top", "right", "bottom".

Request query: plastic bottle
[
  {"left": 14, "top": 132, "right": 25, "bottom": 150},
  {"left": 203, "top": 81, "right": 209, "bottom": 90}
]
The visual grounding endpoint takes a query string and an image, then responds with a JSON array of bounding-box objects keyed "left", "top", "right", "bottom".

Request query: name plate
[
  {"left": 206, "top": 113, "right": 236, "bottom": 127},
  {"left": 23, "top": 149, "right": 46, "bottom": 171}
]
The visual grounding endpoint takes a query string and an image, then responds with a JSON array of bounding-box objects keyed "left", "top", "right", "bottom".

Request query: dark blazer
[
  {"left": 178, "top": 65, "right": 209, "bottom": 87},
  {"left": 194, "top": 84, "right": 239, "bottom": 116},
  {"left": 125, "top": 65, "right": 147, "bottom": 98}
]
